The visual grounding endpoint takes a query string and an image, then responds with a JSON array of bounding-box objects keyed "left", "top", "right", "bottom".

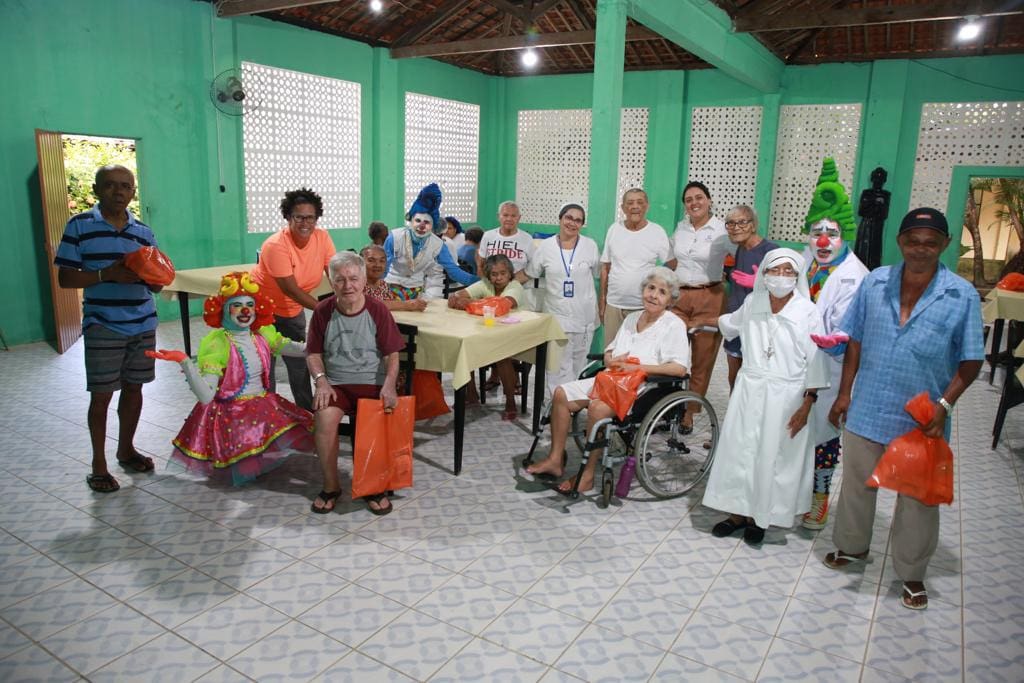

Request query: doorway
[
  {"left": 958, "top": 176, "right": 1023, "bottom": 294},
  {"left": 36, "top": 131, "right": 141, "bottom": 353}
]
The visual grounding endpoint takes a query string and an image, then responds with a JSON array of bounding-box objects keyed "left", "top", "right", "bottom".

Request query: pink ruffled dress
[{"left": 172, "top": 332, "right": 313, "bottom": 485}]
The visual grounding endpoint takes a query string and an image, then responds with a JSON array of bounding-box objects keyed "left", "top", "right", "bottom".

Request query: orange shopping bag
[
  {"left": 352, "top": 396, "right": 415, "bottom": 499},
  {"left": 867, "top": 392, "right": 954, "bottom": 505},
  {"left": 124, "top": 246, "right": 176, "bottom": 286},
  {"left": 465, "top": 296, "right": 513, "bottom": 318},
  {"left": 589, "top": 357, "right": 646, "bottom": 421},
  {"left": 411, "top": 370, "right": 450, "bottom": 420}
]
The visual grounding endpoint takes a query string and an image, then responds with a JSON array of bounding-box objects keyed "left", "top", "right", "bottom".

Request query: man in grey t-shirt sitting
[{"left": 306, "top": 251, "right": 405, "bottom": 515}]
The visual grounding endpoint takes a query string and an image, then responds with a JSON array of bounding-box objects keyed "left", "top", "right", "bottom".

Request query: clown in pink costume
[{"left": 152, "top": 272, "right": 313, "bottom": 485}]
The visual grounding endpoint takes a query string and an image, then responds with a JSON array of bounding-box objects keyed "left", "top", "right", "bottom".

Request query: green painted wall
[{"left": 2, "top": 0, "right": 1022, "bottom": 347}]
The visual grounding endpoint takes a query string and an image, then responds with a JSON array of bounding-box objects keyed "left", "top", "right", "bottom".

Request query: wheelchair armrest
[
  {"left": 586, "top": 353, "right": 604, "bottom": 361},
  {"left": 646, "top": 374, "right": 685, "bottom": 386}
]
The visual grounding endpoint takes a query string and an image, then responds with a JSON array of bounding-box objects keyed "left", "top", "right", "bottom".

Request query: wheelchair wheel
[
  {"left": 599, "top": 468, "right": 613, "bottom": 509},
  {"left": 635, "top": 391, "right": 717, "bottom": 498}
]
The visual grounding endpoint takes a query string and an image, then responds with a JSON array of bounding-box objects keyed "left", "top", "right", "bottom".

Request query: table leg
[
  {"left": 992, "top": 372, "right": 1024, "bottom": 448},
  {"left": 178, "top": 293, "right": 192, "bottom": 357},
  {"left": 532, "top": 341, "right": 547, "bottom": 436},
  {"left": 454, "top": 383, "right": 465, "bottom": 475},
  {"left": 988, "top": 318, "right": 1004, "bottom": 385}
]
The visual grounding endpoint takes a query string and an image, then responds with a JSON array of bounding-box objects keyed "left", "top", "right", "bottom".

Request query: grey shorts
[{"left": 83, "top": 325, "right": 156, "bottom": 393}]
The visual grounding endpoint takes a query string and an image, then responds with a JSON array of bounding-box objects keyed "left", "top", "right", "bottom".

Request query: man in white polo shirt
[{"left": 599, "top": 188, "right": 671, "bottom": 344}]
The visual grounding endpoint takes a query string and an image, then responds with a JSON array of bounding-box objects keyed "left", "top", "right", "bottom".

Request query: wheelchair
[{"left": 523, "top": 343, "right": 719, "bottom": 509}]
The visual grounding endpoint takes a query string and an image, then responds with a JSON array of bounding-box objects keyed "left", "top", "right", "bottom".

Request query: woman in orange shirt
[{"left": 251, "top": 188, "right": 336, "bottom": 411}]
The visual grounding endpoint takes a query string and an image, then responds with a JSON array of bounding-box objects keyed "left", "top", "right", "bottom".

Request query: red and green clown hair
[
  {"left": 202, "top": 271, "right": 276, "bottom": 329},
  {"left": 803, "top": 158, "right": 857, "bottom": 241}
]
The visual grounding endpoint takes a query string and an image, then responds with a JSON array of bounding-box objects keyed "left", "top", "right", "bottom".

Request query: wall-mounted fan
[{"left": 209, "top": 68, "right": 260, "bottom": 116}]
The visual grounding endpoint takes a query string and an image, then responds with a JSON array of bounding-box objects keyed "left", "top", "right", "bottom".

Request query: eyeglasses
[
  {"left": 725, "top": 219, "right": 753, "bottom": 229},
  {"left": 562, "top": 215, "right": 584, "bottom": 224},
  {"left": 290, "top": 215, "right": 318, "bottom": 223}
]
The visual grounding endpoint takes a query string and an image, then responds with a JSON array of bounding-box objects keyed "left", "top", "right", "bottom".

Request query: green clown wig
[{"left": 803, "top": 158, "right": 857, "bottom": 241}]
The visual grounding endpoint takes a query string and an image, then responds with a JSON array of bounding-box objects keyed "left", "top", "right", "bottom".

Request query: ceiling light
[
  {"left": 369, "top": 0, "right": 383, "bottom": 12},
  {"left": 521, "top": 49, "right": 539, "bottom": 68},
  {"left": 957, "top": 15, "right": 981, "bottom": 41}
]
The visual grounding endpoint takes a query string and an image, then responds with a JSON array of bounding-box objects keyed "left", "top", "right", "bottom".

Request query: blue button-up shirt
[{"left": 843, "top": 263, "right": 984, "bottom": 444}]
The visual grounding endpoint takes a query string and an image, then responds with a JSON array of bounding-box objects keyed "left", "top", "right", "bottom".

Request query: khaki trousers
[
  {"left": 603, "top": 305, "right": 641, "bottom": 349},
  {"left": 832, "top": 428, "right": 940, "bottom": 581},
  {"left": 671, "top": 283, "right": 725, "bottom": 401}
]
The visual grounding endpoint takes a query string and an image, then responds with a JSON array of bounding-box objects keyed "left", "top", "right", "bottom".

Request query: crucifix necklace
[{"left": 764, "top": 319, "right": 780, "bottom": 360}]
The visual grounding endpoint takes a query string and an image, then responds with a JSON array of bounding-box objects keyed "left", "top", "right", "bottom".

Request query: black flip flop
[
  {"left": 310, "top": 490, "right": 341, "bottom": 514},
  {"left": 117, "top": 452, "right": 155, "bottom": 473},
  {"left": 364, "top": 493, "right": 392, "bottom": 516},
  {"left": 86, "top": 473, "right": 120, "bottom": 493}
]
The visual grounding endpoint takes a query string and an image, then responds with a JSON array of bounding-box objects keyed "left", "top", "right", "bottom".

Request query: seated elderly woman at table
[
  {"left": 306, "top": 251, "right": 405, "bottom": 515},
  {"left": 448, "top": 253, "right": 525, "bottom": 420},
  {"left": 526, "top": 267, "right": 690, "bottom": 493},
  {"left": 362, "top": 244, "right": 427, "bottom": 312},
  {"left": 384, "top": 183, "right": 478, "bottom": 300}
]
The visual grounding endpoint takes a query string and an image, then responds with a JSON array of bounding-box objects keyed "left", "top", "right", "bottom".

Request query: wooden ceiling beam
[
  {"left": 215, "top": 0, "right": 337, "bottom": 18},
  {"left": 564, "top": 0, "right": 593, "bottom": 29},
  {"left": 390, "top": 25, "right": 658, "bottom": 59},
  {"left": 480, "top": 0, "right": 533, "bottom": 25},
  {"left": 736, "top": 0, "right": 1024, "bottom": 32},
  {"left": 391, "top": 0, "right": 467, "bottom": 46}
]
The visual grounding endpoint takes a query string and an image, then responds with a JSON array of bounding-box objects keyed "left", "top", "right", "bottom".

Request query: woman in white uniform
[
  {"left": 526, "top": 203, "right": 600, "bottom": 395},
  {"left": 702, "top": 248, "right": 829, "bottom": 545},
  {"left": 525, "top": 267, "right": 690, "bottom": 494}
]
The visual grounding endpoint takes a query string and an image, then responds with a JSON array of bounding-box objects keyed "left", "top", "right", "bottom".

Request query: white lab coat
[
  {"left": 703, "top": 249, "right": 830, "bottom": 529},
  {"left": 800, "top": 248, "right": 869, "bottom": 444}
]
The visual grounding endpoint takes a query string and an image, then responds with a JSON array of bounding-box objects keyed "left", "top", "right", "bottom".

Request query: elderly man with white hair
[
  {"left": 702, "top": 248, "right": 830, "bottom": 545},
  {"left": 306, "top": 251, "right": 405, "bottom": 516}
]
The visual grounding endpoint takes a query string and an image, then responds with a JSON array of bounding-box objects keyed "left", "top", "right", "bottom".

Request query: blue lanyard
[{"left": 559, "top": 236, "right": 578, "bottom": 279}]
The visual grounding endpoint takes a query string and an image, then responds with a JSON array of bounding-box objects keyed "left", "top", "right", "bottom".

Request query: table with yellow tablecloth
[{"left": 984, "top": 288, "right": 1024, "bottom": 447}]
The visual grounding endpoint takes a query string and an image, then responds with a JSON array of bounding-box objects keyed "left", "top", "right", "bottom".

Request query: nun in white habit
[{"left": 702, "top": 248, "right": 830, "bottom": 544}]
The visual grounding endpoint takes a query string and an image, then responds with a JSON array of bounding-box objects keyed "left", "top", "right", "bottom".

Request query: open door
[{"left": 35, "top": 129, "right": 81, "bottom": 353}]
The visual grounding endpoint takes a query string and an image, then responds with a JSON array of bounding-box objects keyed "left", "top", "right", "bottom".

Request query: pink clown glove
[
  {"left": 146, "top": 349, "right": 187, "bottom": 362},
  {"left": 810, "top": 333, "right": 850, "bottom": 349},
  {"left": 730, "top": 265, "right": 757, "bottom": 289}
]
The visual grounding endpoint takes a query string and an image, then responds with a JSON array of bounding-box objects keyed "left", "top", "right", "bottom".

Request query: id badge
[{"left": 563, "top": 279, "right": 575, "bottom": 298}]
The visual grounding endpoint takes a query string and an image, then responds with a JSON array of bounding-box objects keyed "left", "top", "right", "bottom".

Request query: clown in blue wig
[{"left": 383, "top": 183, "right": 478, "bottom": 299}]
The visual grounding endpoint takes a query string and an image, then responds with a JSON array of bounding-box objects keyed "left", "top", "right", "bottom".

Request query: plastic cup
[{"left": 483, "top": 305, "right": 495, "bottom": 326}]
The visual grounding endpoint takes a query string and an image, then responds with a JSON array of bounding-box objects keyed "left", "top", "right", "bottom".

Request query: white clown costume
[{"left": 702, "top": 248, "right": 830, "bottom": 530}]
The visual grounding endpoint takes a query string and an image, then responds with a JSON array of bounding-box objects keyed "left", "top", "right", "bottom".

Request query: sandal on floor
[
  {"left": 823, "top": 550, "right": 869, "bottom": 569},
  {"left": 502, "top": 409, "right": 518, "bottom": 421},
  {"left": 711, "top": 517, "right": 749, "bottom": 538},
  {"left": 310, "top": 490, "right": 341, "bottom": 514},
  {"left": 117, "top": 452, "right": 155, "bottom": 473},
  {"left": 901, "top": 583, "right": 928, "bottom": 610},
  {"left": 365, "top": 493, "right": 392, "bottom": 516},
  {"left": 86, "top": 473, "right": 120, "bottom": 493}
]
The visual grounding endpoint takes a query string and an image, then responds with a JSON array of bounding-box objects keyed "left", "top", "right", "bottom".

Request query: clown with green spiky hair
[{"left": 800, "top": 158, "right": 869, "bottom": 531}]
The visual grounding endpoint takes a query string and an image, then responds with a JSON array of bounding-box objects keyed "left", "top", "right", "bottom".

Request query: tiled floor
[{"left": 0, "top": 318, "right": 1022, "bottom": 682}]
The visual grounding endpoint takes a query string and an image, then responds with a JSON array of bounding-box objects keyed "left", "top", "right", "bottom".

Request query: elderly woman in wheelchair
[{"left": 525, "top": 266, "right": 694, "bottom": 496}]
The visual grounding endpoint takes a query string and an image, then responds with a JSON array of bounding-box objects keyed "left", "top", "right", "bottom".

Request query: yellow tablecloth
[
  {"left": 391, "top": 300, "right": 567, "bottom": 389},
  {"left": 161, "top": 263, "right": 331, "bottom": 300},
  {"left": 982, "top": 288, "right": 1024, "bottom": 324}
]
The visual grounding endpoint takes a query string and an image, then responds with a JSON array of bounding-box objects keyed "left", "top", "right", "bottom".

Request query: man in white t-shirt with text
[
  {"left": 599, "top": 188, "right": 672, "bottom": 343},
  {"left": 478, "top": 200, "right": 537, "bottom": 310}
]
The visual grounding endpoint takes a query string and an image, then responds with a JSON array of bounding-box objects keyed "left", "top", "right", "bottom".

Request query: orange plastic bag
[
  {"left": 465, "top": 296, "right": 513, "bottom": 318},
  {"left": 589, "top": 357, "right": 647, "bottom": 421},
  {"left": 867, "top": 391, "right": 954, "bottom": 505},
  {"left": 996, "top": 272, "right": 1024, "bottom": 291},
  {"left": 411, "top": 370, "right": 450, "bottom": 420},
  {"left": 124, "top": 246, "right": 175, "bottom": 286},
  {"left": 352, "top": 396, "right": 415, "bottom": 499}
]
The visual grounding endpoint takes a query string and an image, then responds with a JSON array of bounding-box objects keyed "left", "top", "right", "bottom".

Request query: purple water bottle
[{"left": 615, "top": 456, "right": 636, "bottom": 498}]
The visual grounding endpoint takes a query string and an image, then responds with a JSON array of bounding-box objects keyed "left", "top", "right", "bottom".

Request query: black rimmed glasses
[{"left": 725, "top": 219, "right": 753, "bottom": 230}]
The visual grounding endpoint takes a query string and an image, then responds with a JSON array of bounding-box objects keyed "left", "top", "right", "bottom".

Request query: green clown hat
[{"left": 803, "top": 158, "right": 857, "bottom": 241}]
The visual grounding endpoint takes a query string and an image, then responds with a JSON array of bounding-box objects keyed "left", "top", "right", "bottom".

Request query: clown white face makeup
[
  {"left": 223, "top": 296, "right": 256, "bottom": 331},
  {"left": 809, "top": 219, "right": 844, "bottom": 264},
  {"left": 409, "top": 212, "right": 433, "bottom": 240}
]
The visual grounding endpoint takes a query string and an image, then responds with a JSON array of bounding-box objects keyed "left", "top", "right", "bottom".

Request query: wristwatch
[
  {"left": 938, "top": 396, "right": 953, "bottom": 413},
  {"left": 803, "top": 390, "right": 818, "bottom": 402},
  {"left": 311, "top": 372, "right": 326, "bottom": 384}
]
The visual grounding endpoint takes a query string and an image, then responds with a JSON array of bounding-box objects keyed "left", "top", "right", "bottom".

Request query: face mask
[{"left": 764, "top": 274, "right": 797, "bottom": 298}]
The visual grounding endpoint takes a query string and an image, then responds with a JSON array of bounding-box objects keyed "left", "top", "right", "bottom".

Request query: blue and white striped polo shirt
[{"left": 54, "top": 204, "right": 159, "bottom": 336}]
